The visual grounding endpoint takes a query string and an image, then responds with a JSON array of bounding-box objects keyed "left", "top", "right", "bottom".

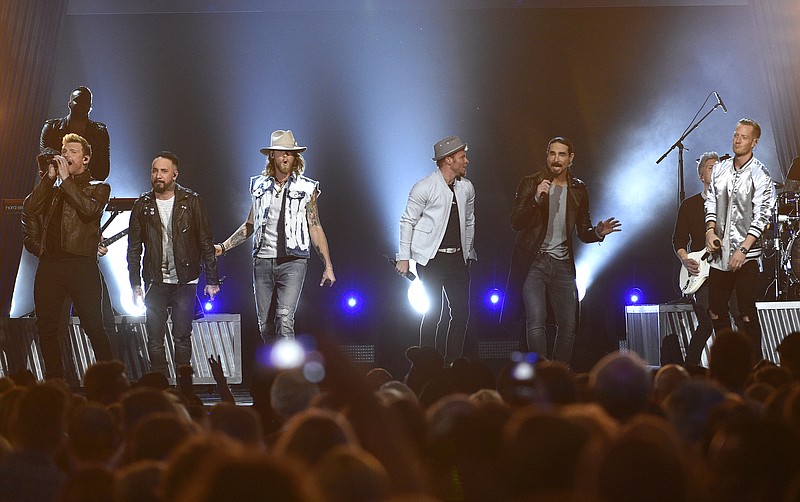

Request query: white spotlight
[
  {"left": 270, "top": 339, "right": 306, "bottom": 369},
  {"left": 575, "top": 261, "right": 591, "bottom": 302},
  {"left": 119, "top": 291, "right": 146, "bottom": 316},
  {"left": 407, "top": 278, "right": 429, "bottom": 314}
]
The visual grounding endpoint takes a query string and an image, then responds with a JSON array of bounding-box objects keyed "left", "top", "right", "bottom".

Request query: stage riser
[
  {"left": 624, "top": 302, "right": 800, "bottom": 366},
  {"left": 0, "top": 314, "right": 241, "bottom": 386}
]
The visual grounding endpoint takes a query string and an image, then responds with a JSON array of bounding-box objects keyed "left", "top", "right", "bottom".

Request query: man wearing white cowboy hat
[
  {"left": 396, "top": 135, "right": 477, "bottom": 364},
  {"left": 215, "top": 130, "right": 335, "bottom": 343}
]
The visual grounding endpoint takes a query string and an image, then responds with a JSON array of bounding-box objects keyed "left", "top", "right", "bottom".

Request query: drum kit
[{"left": 768, "top": 159, "right": 800, "bottom": 300}]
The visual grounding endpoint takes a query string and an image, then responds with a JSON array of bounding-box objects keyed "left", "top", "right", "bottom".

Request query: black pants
[
  {"left": 58, "top": 273, "right": 119, "bottom": 374},
  {"left": 34, "top": 256, "right": 113, "bottom": 379},
  {"left": 685, "top": 283, "right": 742, "bottom": 366},
  {"left": 708, "top": 260, "right": 763, "bottom": 362},
  {"left": 144, "top": 283, "right": 197, "bottom": 376},
  {"left": 416, "top": 252, "right": 470, "bottom": 364}
]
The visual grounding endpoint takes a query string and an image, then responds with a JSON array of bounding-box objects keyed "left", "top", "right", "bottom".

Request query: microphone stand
[{"left": 656, "top": 100, "right": 725, "bottom": 205}]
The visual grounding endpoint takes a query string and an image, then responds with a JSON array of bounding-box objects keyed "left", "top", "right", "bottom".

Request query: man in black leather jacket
[
  {"left": 23, "top": 133, "right": 114, "bottom": 379},
  {"left": 39, "top": 86, "right": 110, "bottom": 181},
  {"left": 127, "top": 151, "right": 219, "bottom": 376},
  {"left": 501, "top": 137, "right": 620, "bottom": 365}
]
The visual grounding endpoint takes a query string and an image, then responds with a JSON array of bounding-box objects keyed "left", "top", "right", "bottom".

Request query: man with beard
[
  {"left": 705, "top": 118, "right": 776, "bottom": 363},
  {"left": 215, "top": 130, "right": 335, "bottom": 344},
  {"left": 22, "top": 133, "right": 114, "bottom": 378},
  {"left": 396, "top": 135, "right": 476, "bottom": 364},
  {"left": 127, "top": 151, "right": 220, "bottom": 375},
  {"left": 501, "top": 136, "right": 620, "bottom": 365}
]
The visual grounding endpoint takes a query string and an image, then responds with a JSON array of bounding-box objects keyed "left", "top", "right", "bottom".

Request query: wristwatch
[{"left": 739, "top": 246, "right": 749, "bottom": 254}]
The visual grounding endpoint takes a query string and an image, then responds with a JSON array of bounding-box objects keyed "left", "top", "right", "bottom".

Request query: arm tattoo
[
  {"left": 227, "top": 222, "right": 254, "bottom": 249},
  {"left": 314, "top": 243, "right": 331, "bottom": 268},
  {"left": 307, "top": 199, "right": 320, "bottom": 227}
]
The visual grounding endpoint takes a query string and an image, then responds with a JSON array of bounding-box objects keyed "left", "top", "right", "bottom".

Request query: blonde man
[
  {"left": 215, "top": 130, "right": 335, "bottom": 343},
  {"left": 23, "top": 133, "right": 113, "bottom": 378},
  {"left": 705, "top": 118, "right": 776, "bottom": 363}
]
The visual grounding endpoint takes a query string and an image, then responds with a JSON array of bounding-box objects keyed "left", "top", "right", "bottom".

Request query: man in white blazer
[{"left": 396, "top": 136, "right": 477, "bottom": 364}]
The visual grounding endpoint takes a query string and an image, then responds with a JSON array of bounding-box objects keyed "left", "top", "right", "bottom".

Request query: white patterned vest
[{"left": 250, "top": 173, "right": 319, "bottom": 258}]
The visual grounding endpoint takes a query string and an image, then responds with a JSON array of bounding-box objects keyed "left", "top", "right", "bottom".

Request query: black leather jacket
[
  {"left": 40, "top": 116, "right": 110, "bottom": 181},
  {"left": 127, "top": 184, "right": 219, "bottom": 288},
  {"left": 22, "top": 170, "right": 110, "bottom": 257},
  {"left": 500, "top": 169, "right": 601, "bottom": 329},
  {"left": 22, "top": 208, "right": 43, "bottom": 256},
  {"left": 510, "top": 170, "right": 599, "bottom": 258}
]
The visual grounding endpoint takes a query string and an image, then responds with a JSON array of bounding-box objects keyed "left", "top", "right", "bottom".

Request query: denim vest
[{"left": 250, "top": 173, "right": 319, "bottom": 258}]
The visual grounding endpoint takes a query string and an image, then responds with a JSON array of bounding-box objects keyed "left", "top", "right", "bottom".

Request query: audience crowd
[{"left": 2, "top": 328, "right": 800, "bottom": 501}]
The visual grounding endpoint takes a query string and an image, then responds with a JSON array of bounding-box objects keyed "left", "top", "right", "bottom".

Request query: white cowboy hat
[{"left": 259, "top": 129, "right": 307, "bottom": 155}]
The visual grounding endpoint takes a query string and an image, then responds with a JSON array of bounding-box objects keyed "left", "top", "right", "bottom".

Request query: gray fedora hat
[
  {"left": 432, "top": 135, "right": 467, "bottom": 161},
  {"left": 259, "top": 130, "right": 307, "bottom": 155}
]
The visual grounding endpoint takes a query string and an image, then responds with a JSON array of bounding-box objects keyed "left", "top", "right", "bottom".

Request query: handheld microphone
[
  {"left": 384, "top": 254, "right": 416, "bottom": 281},
  {"left": 714, "top": 92, "right": 728, "bottom": 113},
  {"left": 538, "top": 170, "right": 556, "bottom": 204},
  {"left": 719, "top": 153, "right": 731, "bottom": 161},
  {"left": 702, "top": 239, "right": 722, "bottom": 260},
  {"left": 37, "top": 148, "right": 60, "bottom": 174}
]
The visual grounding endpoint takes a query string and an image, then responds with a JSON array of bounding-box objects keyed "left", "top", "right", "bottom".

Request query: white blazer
[{"left": 397, "top": 169, "right": 477, "bottom": 266}]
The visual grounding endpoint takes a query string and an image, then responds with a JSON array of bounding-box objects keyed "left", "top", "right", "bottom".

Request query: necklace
[{"left": 275, "top": 178, "right": 288, "bottom": 195}]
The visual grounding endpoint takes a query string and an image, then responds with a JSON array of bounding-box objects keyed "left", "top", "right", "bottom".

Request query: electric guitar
[
  {"left": 100, "top": 228, "right": 129, "bottom": 248},
  {"left": 678, "top": 248, "right": 713, "bottom": 294}
]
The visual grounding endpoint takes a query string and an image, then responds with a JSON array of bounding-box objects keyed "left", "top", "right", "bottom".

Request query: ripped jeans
[{"left": 253, "top": 257, "right": 307, "bottom": 344}]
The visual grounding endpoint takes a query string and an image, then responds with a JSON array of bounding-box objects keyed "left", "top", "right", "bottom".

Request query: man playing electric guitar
[{"left": 673, "top": 151, "right": 740, "bottom": 366}]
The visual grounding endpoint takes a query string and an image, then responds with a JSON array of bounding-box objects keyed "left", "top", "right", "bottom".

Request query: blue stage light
[
  {"left": 341, "top": 290, "right": 363, "bottom": 314},
  {"left": 627, "top": 287, "right": 644, "bottom": 305},
  {"left": 484, "top": 288, "right": 503, "bottom": 310}
]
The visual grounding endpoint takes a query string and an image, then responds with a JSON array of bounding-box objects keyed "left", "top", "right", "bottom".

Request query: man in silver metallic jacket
[{"left": 705, "top": 118, "right": 776, "bottom": 363}]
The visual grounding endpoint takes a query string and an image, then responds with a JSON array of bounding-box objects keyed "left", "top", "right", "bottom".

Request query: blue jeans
[
  {"left": 253, "top": 257, "right": 307, "bottom": 344},
  {"left": 522, "top": 254, "right": 578, "bottom": 363},
  {"left": 416, "top": 252, "right": 470, "bottom": 364},
  {"left": 144, "top": 282, "right": 197, "bottom": 375}
]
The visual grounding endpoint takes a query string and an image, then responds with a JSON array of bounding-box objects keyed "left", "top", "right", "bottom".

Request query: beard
[
  {"left": 276, "top": 162, "right": 293, "bottom": 175},
  {"left": 153, "top": 180, "right": 174, "bottom": 193}
]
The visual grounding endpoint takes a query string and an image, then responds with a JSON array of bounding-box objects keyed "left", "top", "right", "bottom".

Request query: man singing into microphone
[
  {"left": 705, "top": 118, "right": 776, "bottom": 363},
  {"left": 501, "top": 136, "right": 620, "bottom": 365},
  {"left": 22, "top": 133, "right": 114, "bottom": 379}
]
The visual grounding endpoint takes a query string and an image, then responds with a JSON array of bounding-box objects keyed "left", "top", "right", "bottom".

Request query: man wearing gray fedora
[
  {"left": 215, "top": 130, "right": 335, "bottom": 344},
  {"left": 396, "top": 136, "right": 477, "bottom": 364}
]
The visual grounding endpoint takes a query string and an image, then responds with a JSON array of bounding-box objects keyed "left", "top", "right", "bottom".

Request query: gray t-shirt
[{"left": 540, "top": 184, "right": 569, "bottom": 260}]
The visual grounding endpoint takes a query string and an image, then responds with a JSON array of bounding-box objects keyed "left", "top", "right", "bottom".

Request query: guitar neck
[{"left": 101, "top": 228, "right": 129, "bottom": 247}]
